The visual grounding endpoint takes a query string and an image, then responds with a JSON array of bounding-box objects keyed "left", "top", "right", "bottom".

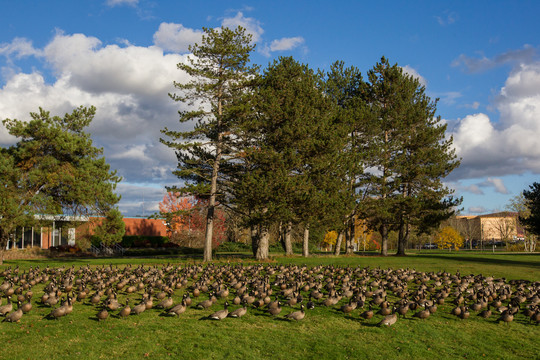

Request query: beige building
[{"left": 455, "top": 212, "right": 524, "bottom": 246}]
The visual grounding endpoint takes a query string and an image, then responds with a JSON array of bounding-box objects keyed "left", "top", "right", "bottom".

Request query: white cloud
[
  {"left": 401, "top": 65, "right": 427, "bottom": 86},
  {"left": 480, "top": 177, "right": 509, "bottom": 194},
  {"left": 153, "top": 23, "right": 203, "bottom": 53},
  {"left": 0, "top": 30, "right": 197, "bottom": 217},
  {"left": 221, "top": 12, "right": 264, "bottom": 42},
  {"left": 0, "top": 37, "right": 42, "bottom": 59},
  {"left": 269, "top": 37, "right": 304, "bottom": 52},
  {"left": 450, "top": 57, "right": 540, "bottom": 180}
]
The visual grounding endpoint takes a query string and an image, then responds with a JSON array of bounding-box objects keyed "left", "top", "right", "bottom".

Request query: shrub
[{"left": 217, "top": 241, "right": 251, "bottom": 252}]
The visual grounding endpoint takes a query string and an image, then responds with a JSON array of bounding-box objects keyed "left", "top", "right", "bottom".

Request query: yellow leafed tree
[
  {"left": 435, "top": 226, "right": 464, "bottom": 250},
  {"left": 322, "top": 231, "right": 338, "bottom": 250}
]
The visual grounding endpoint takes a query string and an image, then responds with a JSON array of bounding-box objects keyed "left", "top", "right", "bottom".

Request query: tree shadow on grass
[{"left": 417, "top": 254, "right": 540, "bottom": 270}]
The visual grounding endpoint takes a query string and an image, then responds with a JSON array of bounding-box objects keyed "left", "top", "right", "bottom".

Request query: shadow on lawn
[{"left": 417, "top": 254, "right": 540, "bottom": 270}]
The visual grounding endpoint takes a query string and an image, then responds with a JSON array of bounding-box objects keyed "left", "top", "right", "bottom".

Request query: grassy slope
[{"left": 0, "top": 253, "right": 538, "bottom": 360}]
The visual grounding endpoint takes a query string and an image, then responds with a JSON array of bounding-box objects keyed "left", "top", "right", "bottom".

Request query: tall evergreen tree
[
  {"left": 322, "top": 61, "right": 369, "bottom": 255},
  {"left": 360, "top": 57, "right": 461, "bottom": 256},
  {"left": 161, "top": 26, "right": 259, "bottom": 261},
  {"left": 234, "top": 57, "right": 350, "bottom": 259},
  {"left": 1, "top": 106, "right": 121, "bottom": 263}
]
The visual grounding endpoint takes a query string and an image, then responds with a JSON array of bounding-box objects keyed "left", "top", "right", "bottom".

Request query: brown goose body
[
  {"left": 97, "top": 308, "right": 109, "bottom": 321},
  {"left": 3, "top": 302, "right": 23, "bottom": 323},
  {"left": 229, "top": 303, "right": 247, "bottom": 318},
  {"left": 119, "top": 300, "right": 131, "bottom": 318},
  {"left": 378, "top": 307, "right": 397, "bottom": 326},
  {"left": 168, "top": 301, "right": 187, "bottom": 316},
  {"left": 285, "top": 305, "right": 305, "bottom": 321},
  {"left": 209, "top": 302, "right": 229, "bottom": 320},
  {"left": 0, "top": 297, "right": 13, "bottom": 316}
]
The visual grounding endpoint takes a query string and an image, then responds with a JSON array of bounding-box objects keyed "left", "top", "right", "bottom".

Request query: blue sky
[{"left": 1, "top": 0, "right": 539, "bottom": 217}]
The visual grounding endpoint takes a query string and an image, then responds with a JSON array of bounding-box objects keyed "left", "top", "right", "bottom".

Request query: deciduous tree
[{"left": 435, "top": 226, "right": 463, "bottom": 250}]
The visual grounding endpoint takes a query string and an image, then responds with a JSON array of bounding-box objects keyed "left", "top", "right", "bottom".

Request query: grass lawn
[{"left": 0, "top": 252, "right": 538, "bottom": 360}]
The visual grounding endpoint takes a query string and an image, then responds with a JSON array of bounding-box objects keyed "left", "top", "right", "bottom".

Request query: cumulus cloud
[
  {"left": 0, "top": 37, "right": 42, "bottom": 59},
  {"left": 0, "top": 31, "right": 197, "bottom": 215},
  {"left": 260, "top": 36, "right": 305, "bottom": 57},
  {"left": 401, "top": 65, "right": 427, "bottom": 86},
  {"left": 221, "top": 12, "right": 264, "bottom": 42},
  {"left": 0, "top": 15, "right": 306, "bottom": 215},
  {"left": 449, "top": 56, "right": 540, "bottom": 180},
  {"left": 153, "top": 23, "right": 203, "bottom": 53}
]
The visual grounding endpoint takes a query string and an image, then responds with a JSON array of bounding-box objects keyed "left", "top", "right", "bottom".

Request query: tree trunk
[
  {"left": 345, "top": 221, "right": 355, "bottom": 254},
  {"left": 334, "top": 231, "right": 344, "bottom": 256},
  {"left": 396, "top": 220, "right": 407, "bottom": 256},
  {"left": 284, "top": 222, "right": 293, "bottom": 255},
  {"left": 251, "top": 226, "right": 258, "bottom": 257},
  {"left": 255, "top": 226, "right": 270, "bottom": 260},
  {"left": 302, "top": 225, "right": 309, "bottom": 257},
  {"left": 0, "top": 230, "right": 9, "bottom": 266},
  {"left": 204, "top": 142, "right": 221, "bottom": 262},
  {"left": 278, "top": 222, "right": 285, "bottom": 251},
  {"left": 380, "top": 224, "right": 388, "bottom": 256}
]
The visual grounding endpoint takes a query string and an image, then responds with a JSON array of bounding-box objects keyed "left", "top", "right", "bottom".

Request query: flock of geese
[{"left": 0, "top": 263, "right": 539, "bottom": 327}]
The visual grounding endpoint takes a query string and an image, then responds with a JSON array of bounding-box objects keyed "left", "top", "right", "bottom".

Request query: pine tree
[
  {"left": 161, "top": 26, "right": 259, "bottom": 261},
  {"left": 234, "top": 57, "right": 350, "bottom": 259},
  {"left": 360, "top": 57, "right": 461, "bottom": 256},
  {"left": 1, "top": 106, "right": 121, "bottom": 263}
]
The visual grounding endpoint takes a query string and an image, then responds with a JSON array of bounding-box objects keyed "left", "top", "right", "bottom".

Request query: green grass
[{"left": 0, "top": 252, "right": 538, "bottom": 360}]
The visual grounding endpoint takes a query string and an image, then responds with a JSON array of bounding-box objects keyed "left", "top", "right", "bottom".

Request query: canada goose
[
  {"left": 48, "top": 305, "right": 66, "bottom": 320},
  {"left": 285, "top": 304, "right": 305, "bottom": 321},
  {"left": 21, "top": 300, "right": 32, "bottom": 314},
  {"left": 119, "top": 299, "right": 131, "bottom": 318},
  {"left": 478, "top": 304, "right": 492, "bottom": 319},
  {"left": 498, "top": 306, "right": 514, "bottom": 324},
  {"left": 378, "top": 307, "right": 397, "bottom": 326},
  {"left": 97, "top": 307, "right": 109, "bottom": 321},
  {"left": 268, "top": 301, "right": 282, "bottom": 316},
  {"left": 106, "top": 297, "right": 121, "bottom": 311},
  {"left": 196, "top": 292, "right": 216, "bottom": 310},
  {"left": 341, "top": 300, "right": 357, "bottom": 314},
  {"left": 361, "top": 304, "right": 374, "bottom": 320},
  {"left": 168, "top": 299, "right": 187, "bottom": 316},
  {"left": 156, "top": 291, "right": 174, "bottom": 309},
  {"left": 397, "top": 303, "right": 409, "bottom": 318},
  {"left": 132, "top": 299, "right": 147, "bottom": 315},
  {"left": 306, "top": 295, "right": 315, "bottom": 310},
  {"left": 3, "top": 301, "right": 23, "bottom": 323},
  {"left": 229, "top": 300, "right": 248, "bottom": 318},
  {"left": 0, "top": 296, "right": 13, "bottom": 316},
  {"left": 62, "top": 296, "right": 74, "bottom": 315},
  {"left": 414, "top": 304, "right": 430, "bottom": 320},
  {"left": 459, "top": 306, "right": 470, "bottom": 320},
  {"left": 209, "top": 301, "right": 229, "bottom": 320}
]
